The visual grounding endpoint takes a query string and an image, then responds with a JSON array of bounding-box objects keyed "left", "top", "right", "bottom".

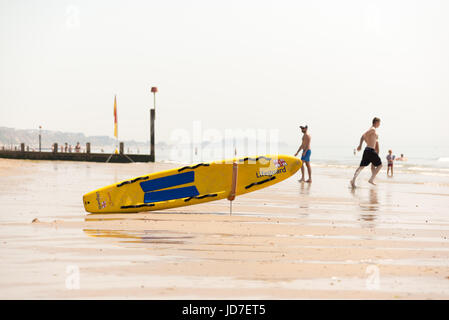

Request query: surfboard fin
[{"left": 227, "top": 162, "right": 239, "bottom": 215}]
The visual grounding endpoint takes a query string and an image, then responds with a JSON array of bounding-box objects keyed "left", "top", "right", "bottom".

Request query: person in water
[
  {"left": 396, "top": 154, "right": 408, "bottom": 161},
  {"left": 386, "top": 149, "right": 395, "bottom": 177},
  {"left": 350, "top": 117, "right": 383, "bottom": 188},
  {"left": 294, "top": 125, "right": 312, "bottom": 183}
]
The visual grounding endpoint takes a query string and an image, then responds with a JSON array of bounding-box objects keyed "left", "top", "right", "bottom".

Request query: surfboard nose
[{"left": 290, "top": 157, "right": 302, "bottom": 174}]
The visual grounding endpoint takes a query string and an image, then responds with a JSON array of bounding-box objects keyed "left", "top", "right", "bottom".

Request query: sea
[
  {"left": 7, "top": 141, "right": 447, "bottom": 178},
  {"left": 152, "top": 143, "right": 449, "bottom": 179}
]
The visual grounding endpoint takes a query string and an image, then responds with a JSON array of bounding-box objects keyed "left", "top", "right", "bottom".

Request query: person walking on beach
[
  {"left": 386, "top": 149, "right": 395, "bottom": 177},
  {"left": 350, "top": 117, "right": 383, "bottom": 188},
  {"left": 294, "top": 125, "right": 312, "bottom": 183}
]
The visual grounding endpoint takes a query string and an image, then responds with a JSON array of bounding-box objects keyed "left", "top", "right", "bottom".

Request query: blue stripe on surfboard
[
  {"left": 140, "top": 171, "right": 195, "bottom": 193},
  {"left": 144, "top": 186, "right": 200, "bottom": 203}
]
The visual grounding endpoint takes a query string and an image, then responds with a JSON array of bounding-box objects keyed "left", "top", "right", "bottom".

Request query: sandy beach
[{"left": 1, "top": 158, "right": 448, "bottom": 299}]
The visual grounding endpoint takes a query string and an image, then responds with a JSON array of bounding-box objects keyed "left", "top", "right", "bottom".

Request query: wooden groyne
[{"left": 0, "top": 142, "right": 154, "bottom": 163}]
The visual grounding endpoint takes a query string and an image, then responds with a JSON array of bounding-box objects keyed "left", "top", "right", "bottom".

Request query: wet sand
[{"left": 1, "top": 158, "right": 449, "bottom": 299}]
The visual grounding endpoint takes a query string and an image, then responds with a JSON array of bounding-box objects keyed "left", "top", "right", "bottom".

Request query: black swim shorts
[{"left": 360, "top": 147, "right": 382, "bottom": 167}]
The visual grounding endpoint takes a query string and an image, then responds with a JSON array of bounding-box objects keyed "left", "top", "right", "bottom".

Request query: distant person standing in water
[
  {"left": 386, "top": 149, "right": 395, "bottom": 177},
  {"left": 294, "top": 125, "right": 312, "bottom": 183},
  {"left": 396, "top": 154, "right": 407, "bottom": 161},
  {"left": 350, "top": 117, "right": 383, "bottom": 188}
]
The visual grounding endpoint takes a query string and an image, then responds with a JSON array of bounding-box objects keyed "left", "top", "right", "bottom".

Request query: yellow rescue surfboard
[{"left": 82, "top": 154, "right": 302, "bottom": 213}]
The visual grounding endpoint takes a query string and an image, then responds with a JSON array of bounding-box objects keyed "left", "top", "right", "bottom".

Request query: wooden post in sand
[{"left": 150, "top": 109, "right": 155, "bottom": 160}]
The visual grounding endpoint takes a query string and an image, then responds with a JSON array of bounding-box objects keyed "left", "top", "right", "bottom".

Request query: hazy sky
[{"left": 1, "top": 0, "right": 448, "bottom": 151}]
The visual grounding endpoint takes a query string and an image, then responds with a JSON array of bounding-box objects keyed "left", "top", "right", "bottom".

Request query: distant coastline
[{"left": 0, "top": 126, "right": 161, "bottom": 153}]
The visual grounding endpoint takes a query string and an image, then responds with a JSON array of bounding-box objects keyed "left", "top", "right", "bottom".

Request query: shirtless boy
[
  {"left": 350, "top": 117, "right": 383, "bottom": 188},
  {"left": 294, "top": 125, "right": 312, "bottom": 183}
]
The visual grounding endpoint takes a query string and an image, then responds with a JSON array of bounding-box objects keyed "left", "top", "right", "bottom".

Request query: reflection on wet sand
[
  {"left": 298, "top": 183, "right": 311, "bottom": 210},
  {"left": 83, "top": 228, "right": 194, "bottom": 245},
  {"left": 363, "top": 188, "right": 379, "bottom": 212},
  {"left": 299, "top": 182, "right": 311, "bottom": 195},
  {"left": 350, "top": 187, "right": 379, "bottom": 227}
]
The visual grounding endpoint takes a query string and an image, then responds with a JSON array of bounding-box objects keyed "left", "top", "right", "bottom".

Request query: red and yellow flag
[{"left": 113, "top": 95, "right": 118, "bottom": 138}]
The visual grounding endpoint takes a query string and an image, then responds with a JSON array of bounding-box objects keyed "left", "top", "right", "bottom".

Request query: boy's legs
[
  {"left": 305, "top": 161, "right": 312, "bottom": 182},
  {"left": 368, "top": 164, "right": 382, "bottom": 185},
  {"left": 368, "top": 152, "right": 383, "bottom": 184},
  {"left": 352, "top": 148, "right": 369, "bottom": 188},
  {"left": 299, "top": 166, "right": 305, "bottom": 182},
  {"left": 350, "top": 166, "right": 364, "bottom": 188},
  {"left": 299, "top": 150, "right": 311, "bottom": 182}
]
